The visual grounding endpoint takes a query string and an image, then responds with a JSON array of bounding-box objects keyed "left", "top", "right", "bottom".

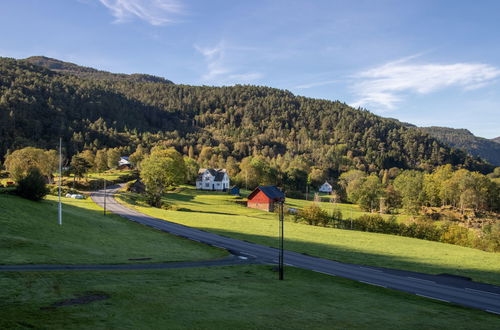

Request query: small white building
[
  {"left": 319, "top": 181, "right": 333, "bottom": 193},
  {"left": 118, "top": 156, "right": 131, "bottom": 167},
  {"left": 196, "top": 168, "right": 230, "bottom": 191}
]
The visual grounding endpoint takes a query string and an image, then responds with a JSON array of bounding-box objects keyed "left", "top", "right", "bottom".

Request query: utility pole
[
  {"left": 58, "top": 137, "right": 62, "bottom": 226},
  {"left": 278, "top": 200, "right": 284, "bottom": 280},
  {"left": 103, "top": 179, "right": 106, "bottom": 216}
]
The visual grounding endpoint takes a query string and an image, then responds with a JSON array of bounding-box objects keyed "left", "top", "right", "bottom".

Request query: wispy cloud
[
  {"left": 351, "top": 56, "right": 500, "bottom": 111},
  {"left": 293, "top": 79, "right": 341, "bottom": 89},
  {"left": 98, "top": 0, "right": 183, "bottom": 26},
  {"left": 195, "top": 41, "right": 263, "bottom": 85}
]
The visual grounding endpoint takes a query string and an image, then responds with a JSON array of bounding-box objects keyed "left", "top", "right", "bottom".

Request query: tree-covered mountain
[
  {"left": 0, "top": 56, "right": 493, "bottom": 175},
  {"left": 24, "top": 56, "right": 174, "bottom": 84},
  {"left": 419, "top": 127, "right": 500, "bottom": 166}
]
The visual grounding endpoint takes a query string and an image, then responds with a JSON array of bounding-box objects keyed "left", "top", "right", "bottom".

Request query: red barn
[{"left": 247, "top": 186, "right": 285, "bottom": 212}]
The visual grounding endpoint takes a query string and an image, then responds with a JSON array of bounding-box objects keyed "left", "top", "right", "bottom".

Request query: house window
[{"left": 205, "top": 183, "right": 209, "bottom": 188}]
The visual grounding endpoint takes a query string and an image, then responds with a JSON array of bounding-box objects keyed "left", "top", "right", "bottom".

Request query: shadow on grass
[
  {"left": 177, "top": 209, "right": 238, "bottom": 216},
  {"left": 45, "top": 193, "right": 500, "bottom": 286},
  {"left": 194, "top": 227, "right": 500, "bottom": 286}
]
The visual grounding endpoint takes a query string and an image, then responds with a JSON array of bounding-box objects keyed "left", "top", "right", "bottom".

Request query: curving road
[{"left": 91, "top": 186, "right": 500, "bottom": 315}]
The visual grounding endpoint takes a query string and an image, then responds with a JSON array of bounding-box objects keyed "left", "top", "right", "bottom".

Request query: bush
[
  {"left": 16, "top": 167, "right": 48, "bottom": 201},
  {"left": 298, "top": 204, "right": 329, "bottom": 226}
]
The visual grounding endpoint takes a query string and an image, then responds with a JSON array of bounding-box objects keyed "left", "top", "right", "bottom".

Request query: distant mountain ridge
[
  {"left": 0, "top": 56, "right": 493, "bottom": 175},
  {"left": 419, "top": 126, "right": 500, "bottom": 166},
  {"left": 23, "top": 56, "right": 174, "bottom": 84}
]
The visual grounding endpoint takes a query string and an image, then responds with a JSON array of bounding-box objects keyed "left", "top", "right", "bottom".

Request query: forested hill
[
  {"left": 419, "top": 127, "right": 500, "bottom": 166},
  {"left": 0, "top": 56, "right": 492, "bottom": 174},
  {"left": 24, "top": 56, "right": 174, "bottom": 84}
]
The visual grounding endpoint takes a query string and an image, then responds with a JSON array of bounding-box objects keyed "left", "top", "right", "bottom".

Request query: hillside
[
  {"left": 24, "top": 56, "right": 174, "bottom": 84},
  {"left": 0, "top": 56, "right": 492, "bottom": 174},
  {"left": 420, "top": 127, "right": 500, "bottom": 166}
]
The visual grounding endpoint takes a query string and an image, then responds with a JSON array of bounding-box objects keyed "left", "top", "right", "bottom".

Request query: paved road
[
  {"left": 0, "top": 255, "right": 258, "bottom": 272},
  {"left": 91, "top": 186, "right": 500, "bottom": 315}
]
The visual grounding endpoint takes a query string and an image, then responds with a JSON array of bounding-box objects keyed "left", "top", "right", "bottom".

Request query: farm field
[
  {"left": 116, "top": 187, "right": 500, "bottom": 285},
  {"left": 1, "top": 265, "right": 498, "bottom": 329},
  {"left": 0, "top": 193, "right": 226, "bottom": 265}
]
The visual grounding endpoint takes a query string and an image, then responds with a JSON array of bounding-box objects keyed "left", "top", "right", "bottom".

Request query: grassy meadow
[
  {"left": 1, "top": 265, "right": 498, "bottom": 329},
  {"left": 0, "top": 193, "right": 226, "bottom": 265},
  {"left": 116, "top": 187, "right": 500, "bottom": 285}
]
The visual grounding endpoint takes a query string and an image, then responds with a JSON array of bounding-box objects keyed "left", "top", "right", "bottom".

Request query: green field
[
  {"left": 1, "top": 266, "right": 498, "bottom": 329},
  {"left": 237, "top": 187, "right": 410, "bottom": 222},
  {"left": 0, "top": 194, "right": 226, "bottom": 265},
  {"left": 116, "top": 187, "right": 500, "bottom": 285}
]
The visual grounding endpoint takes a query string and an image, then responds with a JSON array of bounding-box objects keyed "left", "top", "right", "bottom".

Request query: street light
[
  {"left": 103, "top": 179, "right": 106, "bottom": 216},
  {"left": 278, "top": 200, "right": 284, "bottom": 280}
]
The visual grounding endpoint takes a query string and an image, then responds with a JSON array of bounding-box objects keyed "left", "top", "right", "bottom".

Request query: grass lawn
[
  {"left": 116, "top": 187, "right": 500, "bottom": 285},
  {"left": 0, "top": 194, "right": 226, "bottom": 265},
  {"left": 85, "top": 169, "right": 136, "bottom": 182},
  {"left": 1, "top": 265, "right": 498, "bottom": 329}
]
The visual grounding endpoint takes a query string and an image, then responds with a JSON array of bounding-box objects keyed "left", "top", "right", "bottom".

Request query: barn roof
[{"left": 248, "top": 185, "right": 285, "bottom": 201}]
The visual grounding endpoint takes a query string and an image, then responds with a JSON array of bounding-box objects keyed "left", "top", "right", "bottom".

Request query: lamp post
[
  {"left": 278, "top": 200, "right": 284, "bottom": 280},
  {"left": 103, "top": 179, "right": 106, "bottom": 216},
  {"left": 58, "top": 137, "right": 62, "bottom": 226}
]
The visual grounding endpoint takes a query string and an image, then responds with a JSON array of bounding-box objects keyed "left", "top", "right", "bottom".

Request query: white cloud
[
  {"left": 351, "top": 57, "right": 500, "bottom": 111},
  {"left": 98, "top": 0, "right": 182, "bottom": 26},
  {"left": 293, "top": 79, "right": 340, "bottom": 89},
  {"left": 195, "top": 41, "right": 263, "bottom": 85}
]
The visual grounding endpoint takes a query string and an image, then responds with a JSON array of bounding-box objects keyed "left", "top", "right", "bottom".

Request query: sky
[{"left": 1, "top": 0, "right": 499, "bottom": 138}]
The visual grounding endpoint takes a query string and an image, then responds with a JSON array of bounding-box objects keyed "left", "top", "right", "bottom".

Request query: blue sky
[{"left": 1, "top": 0, "right": 499, "bottom": 138}]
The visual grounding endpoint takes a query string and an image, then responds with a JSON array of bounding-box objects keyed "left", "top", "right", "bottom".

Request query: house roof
[
  {"left": 248, "top": 185, "right": 285, "bottom": 201},
  {"left": 196, "top": 168, "right": 227, "bottom": 182}
]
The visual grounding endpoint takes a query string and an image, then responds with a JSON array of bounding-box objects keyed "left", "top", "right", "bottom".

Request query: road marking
[
  {"left": 312, "top": 270, "right": 336, "bottom": 276},
  {"left": 416, "top": 294, "right": 449, "bottom": 303},
  {"left": 465, "top": 288, "right": 500, "bottom": 296},
  {"left": 407, "top": 277, "right": 435, "bottom": 284},
  {"left": 284, "top": 263, "right": 294, "bottom": 266},
  {"left": 486, "top": 310, "right": 500, "bottom": 315},
  {"left": 238, "top": 256, "right": 248, "bottom": 260},
  {"left": 359, "top": 266, "right": 382, "bottom": 273},
  {"left": 359, "top": 280, "right": 386, "bottom": 288},
  {"left": 240, "top": 253, "right": 257, "bottom": 258}
]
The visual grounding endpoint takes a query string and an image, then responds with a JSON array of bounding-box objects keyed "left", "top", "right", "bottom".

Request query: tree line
[{"left": 0, "top": 56, "right": 494, "bottom": 180}]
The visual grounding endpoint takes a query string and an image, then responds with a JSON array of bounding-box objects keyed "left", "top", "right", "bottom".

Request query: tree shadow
[{"left": 196, "top": 227, "right": 500, "bottom": 287}]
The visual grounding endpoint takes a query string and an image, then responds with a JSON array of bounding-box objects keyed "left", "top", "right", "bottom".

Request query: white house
[
  {"left": 319, "top": 181, "right": 333, "bottom": 193},
  {"left": 196, "top": 168, "right": 230, "bottom": 191},
  {"left": 118, "top": 156, "right": 131, "bottom": 167}
]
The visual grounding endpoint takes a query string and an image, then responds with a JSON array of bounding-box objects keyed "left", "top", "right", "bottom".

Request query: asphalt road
[
  {"left": 91, "top": 186, "right": 500, "bottom": 315},
  {"left": 0, "top": 255, "right": 257, "bottom": 272}
]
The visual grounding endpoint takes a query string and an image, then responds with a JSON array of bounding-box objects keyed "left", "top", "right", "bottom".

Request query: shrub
[
  {"left": 298, "top": 204, "right": 329, "bottom": 226},
  {"left": 440, "top": 224, "right": 474, "bottom": 247},
  {"left": 16, "top": 167, "right": 48, "bottom": 201}
]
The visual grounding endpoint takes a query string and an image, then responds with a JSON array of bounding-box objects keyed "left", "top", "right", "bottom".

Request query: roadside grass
[
  {"left": 0, "top": 194, "right": 226, "bottom": 265},
  {"left": 1, "top": 265, "right": 498, "bottom": 329},
  {"left": 116, "top": 187, "right": 500, "bottom": 285}
]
